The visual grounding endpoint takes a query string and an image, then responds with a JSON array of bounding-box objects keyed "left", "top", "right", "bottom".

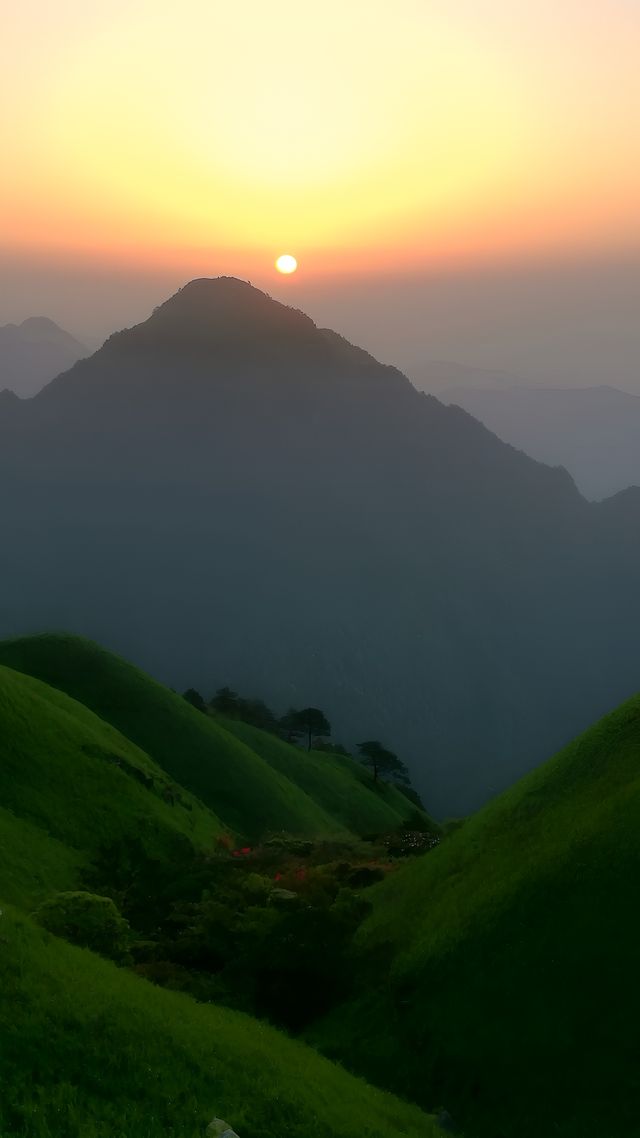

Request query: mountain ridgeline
[
  {"left": 0, "top": 316, "right": 86, "bottom": 398},
  {"left": 2, "top": 277, "right": 640, "bottom": 815},
  {"left": 444, "top": 383, "right": 640, "bottom": 500}
]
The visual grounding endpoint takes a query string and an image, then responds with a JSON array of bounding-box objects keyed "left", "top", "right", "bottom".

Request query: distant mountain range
[
  {"left": 443, "top": 384, "right": 640, "bottom": 500},
  {"left": 0, "top": 315, "right": 86, "bottom": 397},
  {"left": 2, "top": 277, "right": 640, "bottom": 816}
]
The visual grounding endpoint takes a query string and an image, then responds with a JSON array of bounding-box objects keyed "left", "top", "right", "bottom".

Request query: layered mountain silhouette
[
  {"left": 2, "top": 277, "right": 640, "bottom": 815},
  {"left": 444, "top": 384, "right": 640, "bottom": 500},
  {"left": 0, "top": 316, "right": 86, "bottom": 398}
]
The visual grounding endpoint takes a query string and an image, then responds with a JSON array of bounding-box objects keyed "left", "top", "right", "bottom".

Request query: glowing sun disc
[{"left": 276, "top": 253, "right": 298, "bottom": 274}]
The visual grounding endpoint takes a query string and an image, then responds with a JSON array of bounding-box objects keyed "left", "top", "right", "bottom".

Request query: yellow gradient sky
[{"left": 2, "top": 0, "right": 639, "bottom": 280}]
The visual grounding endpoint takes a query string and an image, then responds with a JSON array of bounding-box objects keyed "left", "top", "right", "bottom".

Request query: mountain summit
[
  {"left": 2, "top": 281, "right": 640, "bottom": 814},
  {"left": 36, "top": 278, "right": 409, "bottom": 409},
  {"left": 142, "top": 276, "right": 318, "bottom": 341},
  {"left": 0, "top": 315, "right": 86, "bottom": 398}
]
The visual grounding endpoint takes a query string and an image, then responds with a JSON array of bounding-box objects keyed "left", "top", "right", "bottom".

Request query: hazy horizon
[
  {"left": 2, "top": 250, "right": 639, "bottom": 393},
  {"left": 3, "top": 0, "right": 640, "bottom": 391}
]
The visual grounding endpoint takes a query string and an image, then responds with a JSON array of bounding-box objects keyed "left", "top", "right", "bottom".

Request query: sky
[{"left": 1, "top": 0, "right": 639, "bottom": 386}]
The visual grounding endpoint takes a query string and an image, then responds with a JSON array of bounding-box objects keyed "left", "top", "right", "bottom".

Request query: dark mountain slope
[
  {"left": 313, "top": 694, "right": 640, "bottom": 1138},
  {"left": 445, "top": 383, "right": 640, "bottom": 500},
  {"left": 1, "top": 278, "right": 640, "bottom": 814}
]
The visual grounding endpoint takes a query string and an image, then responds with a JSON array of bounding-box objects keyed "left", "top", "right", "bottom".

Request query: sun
[{"left": 275, "top": 254, "right": 298, "bottom": 274}]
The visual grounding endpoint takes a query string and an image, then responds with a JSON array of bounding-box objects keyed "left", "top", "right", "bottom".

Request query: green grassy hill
[
  {"left": 0, "top": 637, "right": 442, "bottom": 1137},
  {"left": 0, "top": 664, "right": 220, "bottom": 905},
  {"left": 0, "top": 904, "right": 439, "bottom": 1138},
  {"left": 0, "top": 633, "right": 433, "bottom": 840},
  {"left": 219, "top": 717, "right": 436, "bottom": 835},
  {"left": 0, "top": 635, "right": 352, "bottom": 840},
  {"left": 0, "top": 805, "right": 81, "bottom": 908},
  {"left": 314, "top": 694, "right": 640, "bottom": 1138}
]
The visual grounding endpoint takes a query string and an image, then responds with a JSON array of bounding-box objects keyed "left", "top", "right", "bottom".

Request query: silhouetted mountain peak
[
  {"left": 20, "top": 316, "right": 67, "bottom": 335},
  {"left": 43, "top": 277, "right": 413, "bottom": 406},
  {"left": 109, "top": 277, "right": 319, "bottom": 354}
]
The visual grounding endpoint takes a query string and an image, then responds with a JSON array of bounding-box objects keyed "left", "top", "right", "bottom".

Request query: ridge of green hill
[
  {"left": 220, "top": 717, "right": 437, "bottom": 835},
  {"left": 0, "top": 635, "right": 355, "bottom": 840},
  {"left": 0, "top": 664, "right": 221, "bottom": 904},
  {"left": 0, "top": 904, "right": 438, "bottom": 1138},
  {"left": 314, "top": 694, "right": 640, "bottom": 1138}
]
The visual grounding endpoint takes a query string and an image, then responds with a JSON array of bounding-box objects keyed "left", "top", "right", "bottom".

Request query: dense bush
[{"left": 34, "top": 891, "right": 131, "bottom": 962}]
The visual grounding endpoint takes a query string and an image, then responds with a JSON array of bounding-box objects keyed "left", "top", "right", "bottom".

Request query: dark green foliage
[
  {"left": 209, "top": 686, "right": 241, "bottom": 715},
  {"left": 183, "top": 687, "right": 207, "bottom": 713},
  {"left": 357, "top": 740, "right": 409, "bottom": 784},
  {"left": 109, "top": 841, "right": 375, "bottom": 1031},
  {"left": 282, "top": 707, "right": 331, "bottom": 750},
  {"left": 234, "top": 698, "right": 280, "bottom": 733},
  {"left": 383, "top": 829, "right": 441, "bottom": 857},
  {"left": 34, "top": 891, "right": 131, "bottom": 962},
  {"left": 210, "top": 687, "right": 281, "bottom": 734},
  {"left": 314, "top": 741, "right": 351, "bottom": 756}
]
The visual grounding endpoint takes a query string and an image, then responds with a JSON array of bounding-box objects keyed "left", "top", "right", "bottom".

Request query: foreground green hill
[
  {"left": 0, "top": 634, "right": 433, "bottom": 839},
  {"left": 219, "top": 717, "right": 436, "bottom": 835},
  {"left": 0, "top": 664, "right": 220, "bottom": 905},
  {"left": 0, "top": 904, "right": 438, "bottom": 1138},
  {"left": 0, "top": 635, "right": 351, "bottom": 839},
  {"left": 314, "top": 694, "right": 640, "bottom": 1138}
]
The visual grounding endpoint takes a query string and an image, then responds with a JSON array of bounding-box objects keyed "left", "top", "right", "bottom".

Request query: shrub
[{"left": 34, "top": 891, "right": 131, "bottom": 962}]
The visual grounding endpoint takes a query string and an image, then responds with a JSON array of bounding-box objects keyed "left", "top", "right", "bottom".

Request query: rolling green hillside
[
  {"left": 0, "top": 635, "right": 352, "bottom": 839},
  {"left": 0, "top": 634, "right": 432, "bottom": 840},
  {"left": 0, "top": 805, "right": 81, "bottom": 907},
  {"left": 314, "top": 694, "right": 640, "bottom": 1138},
  {"left": 219, "top": 717, "right": 436, "bottom": 835},
  {"left": 0, "top": 904, "right": 439, "bottom": 1138},
  {"left": 0, "top": 664, "right": 221, "bottom": 904},
  {"left": 0, "top": 637, "right": 442, "bottom": 1136}
]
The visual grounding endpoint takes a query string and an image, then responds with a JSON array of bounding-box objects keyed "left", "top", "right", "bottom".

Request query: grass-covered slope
[
  {"left": 0, "top": 635, "right": 350, "bottom": 840},
  {"left": 0, "top": 904, "right": 438, "bottom": 1138},
  {"left": 0, "top": 664, "right": 221, "bottom": 903},
  {"left": 0, "top": 805, "right": 81, "bottom": 908},
  {"left": 221, "top": 718, "right": 436, "bottom": 835},
  {"left": 315, "top": 695, "right": 640, "bottom": 1138}
]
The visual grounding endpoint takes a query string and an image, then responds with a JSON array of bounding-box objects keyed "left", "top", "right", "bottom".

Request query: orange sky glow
[{"left": 2, "top": 0, "right": 639, "bottom": 283}]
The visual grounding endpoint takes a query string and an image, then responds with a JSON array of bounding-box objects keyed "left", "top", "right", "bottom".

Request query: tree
[
  {"left": 209, "top": 686, "right": 240, "bottom": 716},
  {"left": 183, "top": 688, "right": 207, "bottom": 713},
  {"left": 280, "top": 707, "right": 331, "bottom": 751},
  {"left": 236, "top": 698, "right": 279, "bottom": 733},
  {"left": 357, "top": 740, "right": 409, "bottom": 784}
]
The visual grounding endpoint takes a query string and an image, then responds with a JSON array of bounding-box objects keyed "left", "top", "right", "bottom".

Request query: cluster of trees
[
  {"left": 183, "top": 685, "right": 417, "bottom": 797},
  {"left": 83, "top": 835, "right": 379, "bottom": 1031}
]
